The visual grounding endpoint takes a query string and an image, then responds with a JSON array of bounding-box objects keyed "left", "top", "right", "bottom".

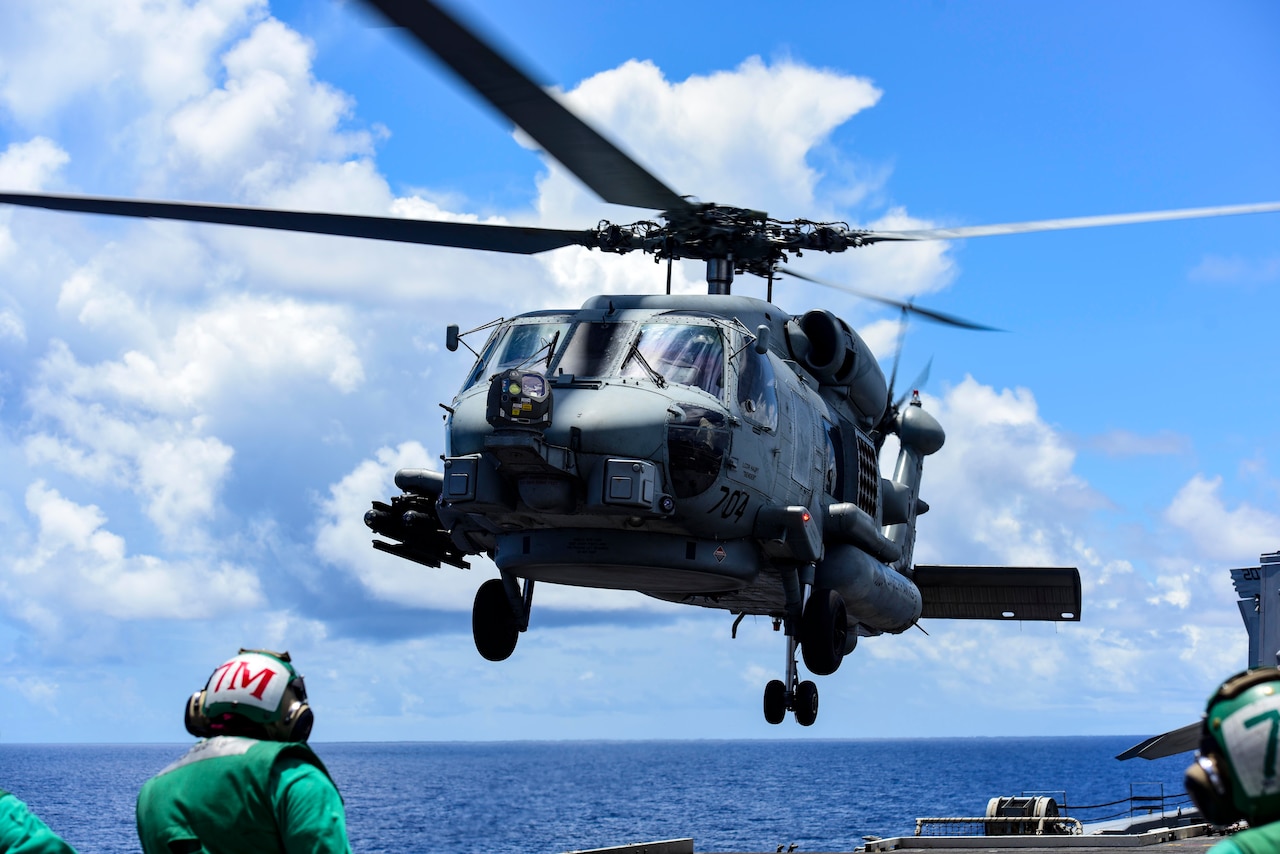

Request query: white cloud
[
  {"left": 21, "top": 290, "right": 364, "bottom": 545},
  {"left": 520, "top": 57, "right": 959, "bottom": 305},
  {"left": 910, "top": 376, "right": 1096, "bottom": 569},
  {"left": 165, "top": 17, "right": 372, "bottom": 197},
  {"left": 551, "top": 57, "right": 881, "bottom": 215},
  {"left": 0, "top": 137, "right": 70, "bottom": 266},
  {"left": 1165, "top": 474, "right": 1280, "bottom": 562},
  {"left": 44, "top": 294, "right": 365, "bottom": 411},
  {"left": 0, "top": 137, "right": 69, "bottom": 190},
  {"left": 875, "top": 375, "right": 1252, "bottom": 713},
  {"left": 1, "top": 482, "right": 262, "bottom": 629},
  {"left": 0, "top": 0, "right": 267, "bottom": 123},
  {"left": 1189, "top": 254, "right": 1280, "bottom": 285},
  {"left": 314, "top": 440, "right": 475, "bottom": 609}
]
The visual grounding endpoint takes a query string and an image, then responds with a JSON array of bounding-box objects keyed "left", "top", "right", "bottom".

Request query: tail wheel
[
  {"left": 800, "top": 588, "right": 848, "bottom": 676},
  {"left": 473, "top": 578, "right": 519, "bottom": 661},
  {"left": 763, "top": 679, "right": 787, "bottom": 725},
  {"left": 794, "top": 680, "right": 819, "bottom": 726}
]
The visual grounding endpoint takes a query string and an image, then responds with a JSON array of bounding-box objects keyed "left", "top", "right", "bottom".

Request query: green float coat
[
  {"left": 1211, "top": 822, "right": 1280, "bottom": 854},
  {"left": 136, "top": 737, "right": 350, "bottom": 854},
  {"left": 0, "top": 791, "right": 76, "bottom": 854}
]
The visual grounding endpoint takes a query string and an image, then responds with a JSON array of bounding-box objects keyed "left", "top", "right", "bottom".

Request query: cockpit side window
[
  {"left": 823, "top": 419, "right": 844, "bottom": 498},
  {"left": 462, "top": 320, "right": 570, "bottom": 390},
  {"left": 737, "top": 347, "right": 778, "bottom": 431},
  {"left": 621, "top": 323, "right": 724, "bottom": 398}
]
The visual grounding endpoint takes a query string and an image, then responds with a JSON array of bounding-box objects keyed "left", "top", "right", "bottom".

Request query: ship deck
[{"left": 564, "top": 820, "right": 1222, "bottom": 854}]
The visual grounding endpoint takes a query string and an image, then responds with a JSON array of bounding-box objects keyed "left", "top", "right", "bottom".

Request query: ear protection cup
[
  {"left": 260, "top": 677, "right": 313, "bottom": 742},
  {"left": 280, "top": 701, "right": 314, "bottom": 743},
  {"left": 1185, "top": 749, "right": 1241, "bottom": 826},
  {"left": 184, "top": 690, "right": 213, "bottom": 738}
]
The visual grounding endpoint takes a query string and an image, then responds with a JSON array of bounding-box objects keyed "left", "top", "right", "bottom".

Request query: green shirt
[
  {"left": 136, "top": 736, "right": 351, "bottom": 854},
  {"left": 0, "top": 791, "right": 76, "bottom": 854},
  {"left": 1210, "top": 821, "right": 1280, "bottom": 854}
]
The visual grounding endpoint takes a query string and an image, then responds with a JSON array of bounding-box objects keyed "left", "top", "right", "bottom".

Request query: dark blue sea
[{"left": 0, "top": 738, "right": 1193, "bottom": 853}]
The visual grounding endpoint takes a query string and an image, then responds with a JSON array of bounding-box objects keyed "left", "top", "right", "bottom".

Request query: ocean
[{"left": 0, "top": 737, "right": 1194, "bottom": 853}]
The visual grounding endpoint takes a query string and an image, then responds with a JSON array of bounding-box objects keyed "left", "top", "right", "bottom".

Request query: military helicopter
[{"left": 3, "top": 0, "right": 1279, "bottom": 727}]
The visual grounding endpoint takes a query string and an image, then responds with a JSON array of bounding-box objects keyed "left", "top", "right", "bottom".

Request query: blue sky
[{"left": 0, "top": 0, "right": 1277, "bottom": 743}]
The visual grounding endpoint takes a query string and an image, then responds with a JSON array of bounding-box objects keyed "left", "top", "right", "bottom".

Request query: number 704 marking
[
  {"left": 1244, "top": 708, "right": 1280, "bottom": 779},
  {"left": 708, "top": 486, "right": 749, "bottom": 521}
]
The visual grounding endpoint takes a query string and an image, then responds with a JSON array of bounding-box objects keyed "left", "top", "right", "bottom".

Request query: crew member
[
  {"left": 0, "top": 790, "right": 76, "bottom": 853},
  {"left": 136, "top": 649, "right": 351, "bottom": 854},
  {"left": 1185, "top": 666, "right": 1280, "bottom": 853}
]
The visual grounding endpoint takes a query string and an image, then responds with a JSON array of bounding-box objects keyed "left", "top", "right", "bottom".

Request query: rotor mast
[{"left": 706, "top": 258, "right": 734, "bottom": 295}]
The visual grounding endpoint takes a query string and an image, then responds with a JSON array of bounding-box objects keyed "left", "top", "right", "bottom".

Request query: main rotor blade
[
  {"left": 365, "top": 0, "right": 690, "bottom": 214},
  {"left": 0, "top": 191, "right": 596, "bottom": 255},
  {"left": 780, "top": 267, "right": 1002, "bottom": 331},
  {"left": 857, "top": 201, "right": 1280, "bottom": 243}
]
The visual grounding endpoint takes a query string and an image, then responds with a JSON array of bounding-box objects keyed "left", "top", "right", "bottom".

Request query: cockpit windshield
[
  {"left": 462, "top": 319, "right": 571, "bottom": 390},
  {"left": 621, "top": 323, "right": 724, "bottom": 398},
  {"left": 468, "top": 318, "right": 726, "bottom": 399},
  {"left": 553, "top": 321, "right": 636, "bottom": 379}
]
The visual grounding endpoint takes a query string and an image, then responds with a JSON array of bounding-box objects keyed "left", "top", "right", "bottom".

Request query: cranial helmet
[
  {"left": 184, "top": 649, "right": 313, "bottom": 743},
  {"left": 1185, "top": 667, "right": 1280, "bottom": 826}
]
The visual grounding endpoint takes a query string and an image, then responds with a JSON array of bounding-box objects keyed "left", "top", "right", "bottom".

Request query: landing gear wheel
[
  {"left": 794, "top": 680, "right": 819, "bottom": 727},
  {"left": 763, "top": 679, "right": 787, "bottom": 725},
  {"left": 473, "top": 578, "right": 519, "bottom": 661},
  {"left": 800, "top": 588, "right": 848, "bottom": 676}
]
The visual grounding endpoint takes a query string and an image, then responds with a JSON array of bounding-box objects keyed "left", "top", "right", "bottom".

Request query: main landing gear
[
  {"left": 761, "top": 580, "right": 849, "bottom": 727},
  {"left": 763, "top": 633, "right": 820, "bottom": 726},
  {"left": 472, "top": 573, "right": 534, "bottom": 661}
]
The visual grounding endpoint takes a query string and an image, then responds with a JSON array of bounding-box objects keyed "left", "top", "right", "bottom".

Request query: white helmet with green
[{"left": 184, "top": 649, "right": 314, "bottom": 743}]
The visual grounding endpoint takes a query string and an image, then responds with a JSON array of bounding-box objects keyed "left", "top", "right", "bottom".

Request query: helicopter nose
[{"left": 477, "top": 382, "right": 685, "bottom": 517}]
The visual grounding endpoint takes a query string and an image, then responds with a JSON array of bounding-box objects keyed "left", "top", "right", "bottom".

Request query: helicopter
[{"left": 2, "top": 0, "right": 1279, "bottom": 727}]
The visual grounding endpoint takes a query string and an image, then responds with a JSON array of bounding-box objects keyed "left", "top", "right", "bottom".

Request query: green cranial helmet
[
  {"left": 185, "top": 649, "right": 314, "bottom": 742},
  {"left": 1187, "top": 667, "right": 1280, "bottom": 826}
]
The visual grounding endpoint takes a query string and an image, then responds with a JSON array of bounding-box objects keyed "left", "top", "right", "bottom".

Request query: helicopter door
[{"left": 779, "top": 381, "right": 817, "bottom": 508}]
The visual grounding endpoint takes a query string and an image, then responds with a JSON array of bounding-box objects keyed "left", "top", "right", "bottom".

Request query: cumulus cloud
[
  {"left": 0, "top": 136, "right": 70, "bottom": 266},
  {"left": 21, "top": 289, "right": 364, "bottom": 546},
  {"left": 910, "top": 376, "right": 1097, "bottom": 569},
  {"left": 1165, "top": 475, "right": 1280, "bottom": 562},
  {"left": 43, "top": 293, "right": 364, "bottom": 411},
  {"left": 0, "top": 137, "right": 69, "bottom": 190},
  {"left": 875, "top": 375, "right": 1249, "bottom": 714},
  {"left": 0, "top": 0, "right": 267, "bottom": 123},
  {"left": 313, "top": 440, "right": 474, "bottom": 609},
  {"left": 165, "top": 17, "right": 373, "bottom": 197},
  {"left": 1, "top": 482, "right": 262, "bottom": 630},
  {"left": 546, "top": 57, "right": 882, "bottom": 216},
  {"left": 521, "top": 57, "right": 958, "bottom": 305}
]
